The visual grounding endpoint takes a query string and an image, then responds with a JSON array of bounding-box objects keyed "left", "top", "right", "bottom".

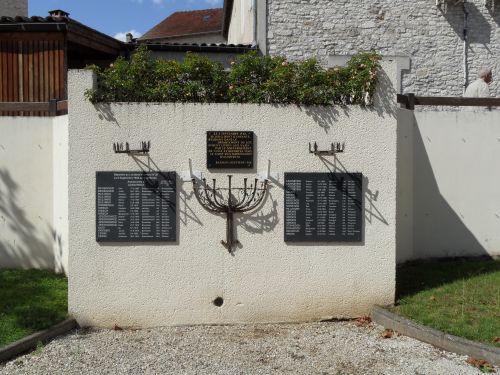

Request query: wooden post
[
  {"left": 407, "top": 93, "right": 416, "bottom": 110},
  {"left": 49, "top": 98, "right": 57, "bottom": 116}
]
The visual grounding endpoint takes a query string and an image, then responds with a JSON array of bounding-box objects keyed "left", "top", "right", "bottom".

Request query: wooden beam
[
  {"left": 0, "top": 32, "right": 65, "bottom": 41},
  {"left": 0, "top": 102, "right": 49, "bottom": 111},
  {"left": 56, "top": 100, "right": 67, "bottom": 112},
  {"left": 415, "top": 96, "right": 500, "bottom": 106},
  {"left": 0, "top": 100, "right": 68, "bottom": 115},
  {"left": 66, "top": 24, "right": 121, "bottom": 56},
  {"left": 397, "top": 94, "right": 500, "bottom": 108}
]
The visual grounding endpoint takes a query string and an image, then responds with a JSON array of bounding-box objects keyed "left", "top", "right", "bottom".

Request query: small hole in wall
[{"left": 213, "top": 297, "right": 224, "bottom": 307}]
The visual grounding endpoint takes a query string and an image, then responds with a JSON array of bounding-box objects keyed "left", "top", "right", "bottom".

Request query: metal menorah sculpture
[
  {"left": 309, "top": 141, "right": 345, "bottom": 156},
  {"left": 192, "top": 175, "right": 269, "bottom": 253},
  {"left": 113, "top": 141, "right": 151, "bottom": 154}
]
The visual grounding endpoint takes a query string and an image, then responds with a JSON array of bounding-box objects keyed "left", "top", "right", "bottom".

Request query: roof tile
[{"left": 140, "top": 8, "right": 223, "bottom": 41}]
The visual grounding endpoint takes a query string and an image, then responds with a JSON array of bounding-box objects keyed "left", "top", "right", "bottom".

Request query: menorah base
[{"left": 221, "top": 239, "right": 240, "bottom": 252}]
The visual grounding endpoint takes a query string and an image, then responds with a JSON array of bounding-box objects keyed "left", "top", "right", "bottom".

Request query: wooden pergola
[{"left": 0, "top": 11, "right": 124, "bottom": 115}]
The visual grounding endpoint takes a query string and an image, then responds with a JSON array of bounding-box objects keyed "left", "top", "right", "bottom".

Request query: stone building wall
[
  {"left": 267, "top": 0, "right": 500, "bottom": 96},
  {"left": 0, "top": 0, "right": 28, "bottom": 17}
]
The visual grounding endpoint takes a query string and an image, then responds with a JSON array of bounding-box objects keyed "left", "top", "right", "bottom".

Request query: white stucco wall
[
  {"left": 396, "top": 109, "right": 414, "bottom": 263},
  {"left": 0, "top": 116, "right": 68, "bottom": 273},
  {"left": 0, "top": 0, "right": 27, "bottom": 17},
  {"left": 409, "top": 109, "right": 500, "bottom": 260},
  {"left": 68, "top": 61, "right": 398, "bottom": 327},
  {"left": 53, "top": 115, "right": 69, "bottom": 272},
  {"left": 227, "top": 0, "right": 254, "bottom": 44}
]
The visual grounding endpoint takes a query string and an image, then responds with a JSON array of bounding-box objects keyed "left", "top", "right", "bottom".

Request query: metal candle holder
[
  {"left": 192, "top": 175, "right": 269, "bottom": 253},
  {"left": 113, "top": 141, "right": 151, "bottom": 154},
  {"left": 309, "top": 142, "right": 345, "bottom": 156}
]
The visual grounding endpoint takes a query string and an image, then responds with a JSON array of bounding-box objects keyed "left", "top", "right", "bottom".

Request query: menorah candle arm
[
  {"left": 192, "top": 179, "right": 222, "bottom": 213},
  {"left": 199, "top": 179, "right": 212, "bottom": 208},
  {"left": 192, "top": 179, "right": 207, "bottom": 208},
  {"left": 244, "top": 181, "right": 269, "bottom": 212},
  {"left": 236, "top": 178, "right": 249, "bottom": 209},
  {"left": 247, "top": 179, "right": 259, "bottom": 202},
  {"left": 211, "top": 179, "right": 226, "bottom": 210},
  {"left": 203, "top": 180, "right": 215, "bottom": 208},
  {"left": 234, "top": 183, "right": 251, "bottom": 211},
  {"left": 241, "top": 179, "right": 257, "bottom": 211}
]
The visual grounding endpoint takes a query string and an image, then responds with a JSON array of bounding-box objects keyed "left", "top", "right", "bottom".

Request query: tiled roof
[
  {"left": 140, "top": 8, "right": 223, "bottom": 41},
  {"left": 0, "top": 15, "right": 64, "bottom": 23},
  {"left": 0, "top": 15, "right": 123, "bottom": 55},
  {"left": 0, "top": 15, "right": 122, "bottom": 44},
  {"left": 139, "top": 41, "right": 255, "bottom": 53}
]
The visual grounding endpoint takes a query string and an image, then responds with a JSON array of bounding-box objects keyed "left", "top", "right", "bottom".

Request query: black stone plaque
[
  {"left": 96, "top": 171, "right": 176, "bottom": 242},
  {"left": 207, "top": 131, "right": 254, "bottom": 169},
  {"left": 284, "top": 172, "right": 363, "bottom": 242}
]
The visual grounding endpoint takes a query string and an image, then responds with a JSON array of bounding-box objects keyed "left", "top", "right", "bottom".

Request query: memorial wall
[{"left": 68, "top": 62, "right": 398, "bottom": 327}]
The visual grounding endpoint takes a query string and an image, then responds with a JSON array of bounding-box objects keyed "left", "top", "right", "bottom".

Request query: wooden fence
[
  {"left": 0, "top": 33, "right": 66, "bottom": 116},
  {"left": 397, "top": 93, "right": 500, "bottom": 109}
]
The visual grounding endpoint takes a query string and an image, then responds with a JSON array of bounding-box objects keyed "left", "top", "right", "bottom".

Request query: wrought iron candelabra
[
  {"left": 113, "top": 141, "right": 151, "bottom": 154},
  {"left": 192, "top": 175, "right": 269, "bottom": 253},
  {"left": 309, "top": 142, "right": 345, "bottom": 156}
]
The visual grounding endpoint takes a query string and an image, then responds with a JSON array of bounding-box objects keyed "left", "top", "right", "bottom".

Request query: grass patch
[
  {"left": 0, "top": 269, "right": 68, "bottom": 347},
  {"left": 392, "top": 258, "right": 500, "bottom": 347}
]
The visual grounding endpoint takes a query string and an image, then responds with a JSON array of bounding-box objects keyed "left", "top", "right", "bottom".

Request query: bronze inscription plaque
[{"left": 207, "top": 131, "right": 254, "bottom": 169}]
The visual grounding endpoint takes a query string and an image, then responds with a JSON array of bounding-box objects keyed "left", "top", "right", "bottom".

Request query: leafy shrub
[{"left": 85, "top": 46, "right": 381, "bottom": 106}]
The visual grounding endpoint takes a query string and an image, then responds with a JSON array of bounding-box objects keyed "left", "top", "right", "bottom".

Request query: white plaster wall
[
  {"left": 228, "top": 0, "right": 254, "bottom": 44},
  {"left": 53, "top": 116, "right": 69, "bottom": 273},
  {"left": 0, "top": 116, "right": 68, "bottom": 273},
  {"left": 68, "top": 61, "right": 398, "bottom": 327},
  {"left": 0, "top": 0, "right": 27, "bottom": 17},
  {"left": 411, "top": 109, "right": 500, "bottom": 259},
  {"left": 396, "top": 109, "right": 414, "bottom": 263}
]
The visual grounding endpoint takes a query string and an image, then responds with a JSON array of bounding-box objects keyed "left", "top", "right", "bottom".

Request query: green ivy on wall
[{"left": 85, "top": 46, "right": 381, "bottom": 106}]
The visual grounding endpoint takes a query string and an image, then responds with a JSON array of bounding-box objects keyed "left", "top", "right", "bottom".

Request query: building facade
[
  {"left": 0, "top": 10, "right": 123, "bottom": 115},
  {"left": 139, "top": 9, "right": 226, "bottom": 44},
  {"left": 0, "top": 0, "right": 28, "bottom": 17},
  {"left": 225, "top": 0, "right": 500, "bottom": 96}
]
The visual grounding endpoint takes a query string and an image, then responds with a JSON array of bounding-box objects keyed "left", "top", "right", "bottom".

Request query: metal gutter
[
  {"left": 0, "top": 22, "right": 68, "bottom": 32},
  {"left": 139, "top": 43, "right": 256, "bottom": 53}
]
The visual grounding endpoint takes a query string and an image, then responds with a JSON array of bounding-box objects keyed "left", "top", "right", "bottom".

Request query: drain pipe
[
  {"left": 463, "top": 0, "right": 469, "bottom": 94},
  {"left": 252, "top": 0, "right": 257, "bottom": 47}
]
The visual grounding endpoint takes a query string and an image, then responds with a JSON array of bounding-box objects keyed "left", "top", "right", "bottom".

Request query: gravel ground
[{"left": 0, "top": 321, "right": 489, "bottom": 375}]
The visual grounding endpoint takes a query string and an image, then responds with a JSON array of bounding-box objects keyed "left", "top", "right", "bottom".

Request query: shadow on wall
[
  {"left": 488, "top": 5, "right": 500, "bottom": 25},
  {"left": 371, "top": 66, "right": 397, "bottom": 120},
  {"left": 410, "top": 111, "right": 488, "bottom": 260},
  {"left": 300, "top": 105, "right": 344, "bottom": 133},
  {"left": 298, "top": 64, "right": 397, "bottom": 132},
  {"left": 441, "top": 2, "right": 491, "bottom": 45},
  {"left": 318, "top": 156, "right": 389, "bottom": 227},
  {"left": 95, "top": 103, "right": 119, "bottom": 126},
  {"left": 132, "top": 154, "right": 201, "bottom": 229},
  {"left": 129, "top": 154, "right": 279, "bottom": 252},
  {"left": 236, "top": 188, "right": 279, "bottom": 235},
  {"left": 0, "top": 169, "right": 61, "bottom": 271},
  {"left": 93, "top": 63, "right": 396, "bottom": 134}
]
